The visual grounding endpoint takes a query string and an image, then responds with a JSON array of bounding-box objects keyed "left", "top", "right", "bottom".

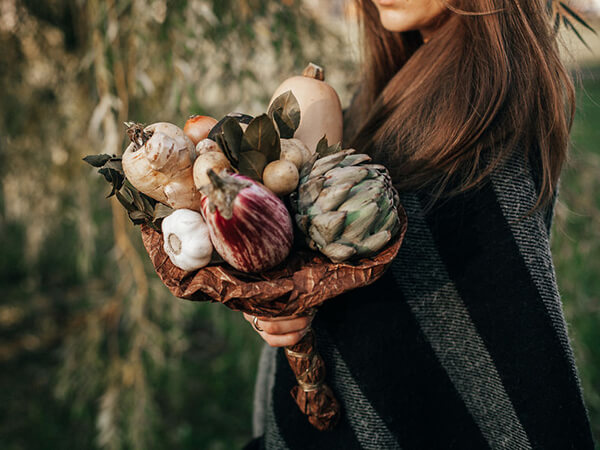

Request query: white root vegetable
[
  {"left": 195, "top": 138, "right": 222, "bottom": 156},
  {"left": 280, "top": 138, "right": 311, "bottom": 169},
  {"left": 262, "top": 160, "right": 299, "bottom": 197},
  {"left": 161, "top": 209, "right": 213, "bottom": 271},
  {"left": 122, "top": 122, "right": 202, "bottom": 211},
  {"left": 193, "top": 152, "right": 232, "bottom": 189}
]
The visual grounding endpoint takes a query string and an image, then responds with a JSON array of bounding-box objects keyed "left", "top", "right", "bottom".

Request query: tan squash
[{"left": 269, "top": 63, "right": 343, "bottom": 153}]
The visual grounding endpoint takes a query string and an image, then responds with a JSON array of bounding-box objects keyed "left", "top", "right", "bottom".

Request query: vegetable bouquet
[{"left": 84, "top": 63, "right": 407, "bottom": 431}]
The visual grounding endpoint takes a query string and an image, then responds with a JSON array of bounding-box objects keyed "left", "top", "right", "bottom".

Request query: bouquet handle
[{"left": 284, "top": 328, "right": 340, "bottom": 431}]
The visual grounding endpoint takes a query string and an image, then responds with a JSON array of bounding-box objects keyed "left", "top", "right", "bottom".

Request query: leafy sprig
[
  {"left": 83, "top": 154, "right": 172, "bottom": 230},
  {"left": 210, "top": 91, "right": 301, "bottom": 181}
]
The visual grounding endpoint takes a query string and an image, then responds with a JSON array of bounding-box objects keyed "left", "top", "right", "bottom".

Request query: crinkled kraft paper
[{"left": 140, "top": 206, "right": 406, "bottom": 317}]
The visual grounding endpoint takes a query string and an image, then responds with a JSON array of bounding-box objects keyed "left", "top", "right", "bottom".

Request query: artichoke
[{"left": 291, "top": 149, "right": 401, "bottom": 263}]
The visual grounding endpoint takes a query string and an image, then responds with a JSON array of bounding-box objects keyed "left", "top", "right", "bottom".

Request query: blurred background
[{"left": 0, "top": 1, "right": 598, "bottom": 449}]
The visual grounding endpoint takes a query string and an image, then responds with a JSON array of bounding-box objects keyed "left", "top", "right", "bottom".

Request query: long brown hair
[{"left": 346, "top": 0, "right": 575, "bottom": 207}]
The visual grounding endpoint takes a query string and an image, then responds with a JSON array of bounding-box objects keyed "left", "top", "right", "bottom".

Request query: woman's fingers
[
  {"left": 243, "top": 312, "right": 314, "bottom": 347},
  {"left": 257, "top": 330, "right": 308, "bottom": 348},
  {"left": 243, "top": 313, "right": 313, "bottom": 335}
]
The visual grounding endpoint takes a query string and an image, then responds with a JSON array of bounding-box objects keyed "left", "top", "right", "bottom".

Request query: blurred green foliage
[
  {"left": 553, "top": 67, "right": 600, "bottom": 442},
  {"left": 0, "top": 1, "right": 598, "bottom": 449}
]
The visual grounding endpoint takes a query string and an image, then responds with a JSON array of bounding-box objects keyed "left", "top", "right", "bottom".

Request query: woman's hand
[{"left": 243, "top": 312, "right": 314, "bottom": 347}]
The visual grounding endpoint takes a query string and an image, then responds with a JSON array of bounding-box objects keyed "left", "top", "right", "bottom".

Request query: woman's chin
[{"left": 377, "top": 11, "right": 417, "bottom": 33}]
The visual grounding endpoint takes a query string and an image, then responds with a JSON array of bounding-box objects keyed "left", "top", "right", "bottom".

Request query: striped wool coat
[{"left": 248, "top": 151, "right": 595, "bottom": 450}]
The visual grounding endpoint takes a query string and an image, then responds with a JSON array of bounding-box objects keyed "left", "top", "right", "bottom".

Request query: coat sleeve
[{"left": 402, "top": 151, "right": 595, "bottom": 449}]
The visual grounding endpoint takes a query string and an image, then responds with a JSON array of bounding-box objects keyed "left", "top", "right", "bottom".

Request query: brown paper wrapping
[{"left": 140, "top": 205, "right": 406, "bottom": 430}]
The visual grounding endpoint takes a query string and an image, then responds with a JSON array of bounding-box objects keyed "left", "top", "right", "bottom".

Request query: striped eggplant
[{"left": 200, "top": 170, "right": 293, "bottom": 273}]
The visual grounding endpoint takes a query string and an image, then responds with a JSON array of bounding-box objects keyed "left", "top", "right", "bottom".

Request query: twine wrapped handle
[{"left": 285, "top": 328, "right": 340, "bottom": 430}]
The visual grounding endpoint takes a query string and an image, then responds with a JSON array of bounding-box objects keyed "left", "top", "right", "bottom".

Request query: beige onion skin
[
  {"left": 122, "top": 122, "right": 202, "bottom": 211},
  {"left": 269, "top": 76, "right": 343, "bottom": 153}
]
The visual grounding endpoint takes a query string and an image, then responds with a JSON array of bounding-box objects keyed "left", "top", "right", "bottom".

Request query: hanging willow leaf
[
  {"left": 241, "top": 114, "right": 281, "bottom": 162},
  {"left": 237, "top": 151, "right": 267, "bottom": 181},
  {"left": 268, "top": 90, "right": 301, "bottom": 139},
  {"left": 559, "top": 2, "right": 595, "bottom": 34},
  {"left": 548, "top": 0, "right": 596, "bottom": 46},
  {"left": 563, "top": 16, "right": 591, "bottom": 51}
]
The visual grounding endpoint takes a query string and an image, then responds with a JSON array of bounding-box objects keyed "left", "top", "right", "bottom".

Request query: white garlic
[{"left": 161, "top": 209, "right": 213, "bottom": 271}]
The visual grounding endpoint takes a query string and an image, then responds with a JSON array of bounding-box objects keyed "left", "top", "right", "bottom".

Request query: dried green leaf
[
  {"left": 214, "top": 134, "right": 235, "bottom": 165},
  {"left": 141, "top": 194, "right": 155, "bottom": 215},
  {"left": 207, "top": 113, "right": 253, "bottom": 141},
  {"left": 268, "top": 90, "right": 301, "bottom": 139},
  {"left": 153, "top": 203, "right": 174, "bottom": 220},
  {"left": 115, "top": 190, "right": 136, "bottom": 213},
  {"left": 104, "top": 157, "right": 124, "bottom": 172},
  {"left": 241, "top": 114, "right": 281, "bottom": 162},
  {"left": 237, "top": 151, "right": 267, "bottom": 181},
  {"left": 129, "top": 210, "right": 150, "bottom": 223},
  {"left": 326, "top": 142, "right": 343, "bottom": 156},
  {"left": 98, "top": 168, "right": 124, "bottom": 196},
  {"left": 315, "top": 136, "right": 329, "bottom": 156},
  {"left": 222, "top": 118, "right": 244, "bottom": 161},
  {"left": 83, "top": 154, "right": 112, "bottom": 167},
  {"left": 130, "top": 188, "right": 146, "bottom": 212}
]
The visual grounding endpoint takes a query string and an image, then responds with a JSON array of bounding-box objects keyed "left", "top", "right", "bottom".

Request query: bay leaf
[
  {"left": 130, "top": 187, "right": 146, "bottom": 211},
  {"left": 83, "top": 154, "right": 112, "bottom": 168},
  {"left": 222, "top": 118, "right": 243, "bottom": 162},
  {"left": 116, "top": 190, "right": 137, "bottom": 213},
  {"left": 98, "top": 167, "right": 124, "bottom": 196},
  {"left": 129, "top": 210, "right": 150, "bottom": 223},
  {"left": 315, "top": 135, "right": 329, "bottom": 156},
  {"left": 153, "top": 203, "right": 174, "bottom": 220},
  {"left": 268, "top": 90, "right": 301, "bottom": 139},
  {"left": 241, "top": 114, "right": 280, "bottom": 162},
  {"left": 237, "top": 151, "right": 267, "bottom": 181},
  {"left": 315, "top": 136, "right": 342, "bottom": 157},
  {"left": 326, "top": 141, "right": 343, "bottom": 156}
]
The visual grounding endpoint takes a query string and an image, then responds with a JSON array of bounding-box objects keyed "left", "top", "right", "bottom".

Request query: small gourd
[
  {"left": 161, "top": 209, "right": 213, "bottom": 271},
  {"left": 268, "top": 63, "right": 343, "bottom": 153}
]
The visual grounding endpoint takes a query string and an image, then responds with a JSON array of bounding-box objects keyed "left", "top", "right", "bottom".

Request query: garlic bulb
[
  {"left": 122, "top": 122, "right": 202, "bottom": 211},
  {"left": 161, "top": 209, "right": 213, "bottom": 271}
]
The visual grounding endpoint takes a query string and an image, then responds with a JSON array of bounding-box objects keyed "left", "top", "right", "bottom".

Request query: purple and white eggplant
[{"left": 200, "top": 170, "right": 293, "bottom": 273}]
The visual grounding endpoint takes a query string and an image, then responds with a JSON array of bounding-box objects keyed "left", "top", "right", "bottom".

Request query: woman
[{"left": 244, "top": 0, "right": 595, "bottom": 448}]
